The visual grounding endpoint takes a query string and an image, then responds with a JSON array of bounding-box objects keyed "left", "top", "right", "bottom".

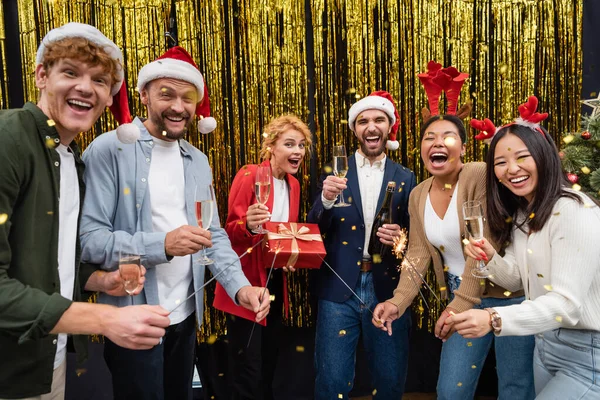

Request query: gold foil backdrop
[
  {"left": 0, "top": 2, "right": 7, "bottom": 109},
  {"left": 12, "top": 0, "right": 583, "bottom": 333}
]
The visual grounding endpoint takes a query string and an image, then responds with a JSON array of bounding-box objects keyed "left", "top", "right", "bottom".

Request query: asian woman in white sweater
[{"left": 447, "top": 97, "right": 600, "bottom": 398}]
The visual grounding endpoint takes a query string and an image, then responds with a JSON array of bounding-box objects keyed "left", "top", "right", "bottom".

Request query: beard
[
  {"left": 358, "top": 132, "right": 388, "bottom": 158},
  {"left": 147, "top": 100, "right": 192, "bottom": 140}
]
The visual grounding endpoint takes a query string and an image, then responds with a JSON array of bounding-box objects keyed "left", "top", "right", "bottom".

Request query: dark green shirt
[{"left": 0, "top": 102, "right": 93, "bottom": 398}]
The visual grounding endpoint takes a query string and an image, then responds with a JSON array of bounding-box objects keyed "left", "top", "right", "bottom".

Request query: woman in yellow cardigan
[{"left": 372, "top": 114, "right": 535, "bottom": 399}]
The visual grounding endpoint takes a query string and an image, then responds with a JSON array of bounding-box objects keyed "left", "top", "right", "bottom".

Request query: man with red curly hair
[{"left": 0, "top": 23, "right": 170, "bottom": 399}]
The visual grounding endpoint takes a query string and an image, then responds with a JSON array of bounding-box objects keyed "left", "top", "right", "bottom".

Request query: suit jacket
[
  {"left": 387, "top": 162, "right": 524, "bottom": 315},
  {"left": 213, "top": 160, "right": 300, "bottom": 324},
  {"left": 307, "top": 154, "right": 416, "bottom": 303}
]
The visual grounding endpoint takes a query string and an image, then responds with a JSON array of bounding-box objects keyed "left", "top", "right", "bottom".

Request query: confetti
[
  {"left": 480, "top": 280, "right": 485, "bottom": 286},
  {"left": 324, "top": 166, "right": 333, "bottom": 173},
  {"left": 356, "top": 261, "right": 361, "bottom": 266},
  {"left": 527, "top": 249, "right": 533, "bottom": 254},
  {"left": 262, "top": 132, "right": 269, "bottom": 138},
  {"left": 266, "top": 147, "right": 272, "bottom": 152},
  {"left": 401, "top": 182, "right": 405, "bottom": 186},
  {"left": 563, "top": 135, "right": 575, "bottom": 144},
  {"left": 462, "top": 238, "right": 470, "bottom": 245},
  {"left": 75, "top": 368, "right": 87, "bottom": 377},
  {"left": 572, "top": 184, "right": 582, "bottom": 191},
  {"left": 237, "top": 220, "right": 244, "bottom": 225},
  {"left": 218, "top": 373, "right": 224, "bottom": 377},
  {"left": 584, "top": 203, "right": 594, "bottom": 208},
  {"left": 467, "top": 342, "right": 473, "bottom": 347},
  {"left": 161, "top": 87, "right": 167, "bottom": 92},
  {"left": 269, "top": 295, "right": 276, "bottom": 301},
  {"left": 207, "top": 334, "right": 217, "bottom": 345},
  {"left": 443, "top": 265, "right": 449, "bottom": 272},
  {"left": 505, "top": 216, "right": 513, "bottom": 223},
  {"left": 338, "top": 394, "right": 343, "bottom": 399},
  {"left": 457, "top": 382, "right": 463, "bottom": 387},
  {"left": 503, "top": 291, "right": 512, "bottom": 297},
  {"left": 247, "top": 247, "right": 253, "bottom": 253},
  {"left": 296, "top": 346, "right": 305, "bottom": 352},
  {"left": 444, "top": 137, "right": 457, "bottom": 147},
  {"left": 242, "top": 165, "right": 248, "bottom": 169},
  {"left": 338, "top": 330, "right": 347, "bottom": 336},
  {"left": 507, "top": 147, "right": 512, "bottom": 151},
  {"left": 471, "top": 365, "right": 477, "bottom": 369},
  {"left": 537, "top": 274, "right": 544, "bottom": 278},
  {"left": 439, "top": 245, "right": 445, "bottom": 253},
  {"left": 47, "top": 211, "right": 53, "bottom": 215},
  {"left": 340, "top": 119, "right": 348, "bottom": 125},
  {"left": 373, "top": 254, "right": 382, "bottom": 264},
  {"left": 340, "top": 218, "right": 345, "bottom": 222},
  {"left": 244, "top": 172, "right": 251, "bottom": 176},
  {"left": 581, "top": 166, "right": 591, "bottom": 174},
  {"left": 555, "top": 316, "right": 563, "bottom": 322},
  {"left": 123, "top": 187, "right": 131, "bottom": 195},
  {"left": 529, "top": 213, "right": 535, "bottom": 219},
  {"left": 440, "top": 286, "right": 447, "bottom": 291},
  {"left": 0, "top": 214, "right": 7, "bottom": 225},
  {"left": 347, "top": 196, "right": 352, "bottom": 203},
  {"left": 449, "top": 158, "right": 456, "bottom": 163},
  {"left": 372, "top": 389, "right": 378, "bottom": 396},
  {"left": 544, "top": 285, "right": 553, "bottom": 291},
  {"left": 162, "top": 131, "right": 167, "bottom": 136},
  {"left": 175, "top": 299, "right": 181, "bottom": 305},
  {"left": 351, "top": 226, "right": 356, "bottom": 230},
  {"left": 47, "top": 119, "right": 56, "bottom": 127},
  {"left": 489, "top": 282, "right": 495, "bottom": 287},
  {"left": 342, "top": 241, "right": 348, "bottom": 245},
  {"left": 553, "top": 212, "right": 561, "bottom": 216},
  {"left": 45, "top": 137, "right": 56, "bottom": 148}
]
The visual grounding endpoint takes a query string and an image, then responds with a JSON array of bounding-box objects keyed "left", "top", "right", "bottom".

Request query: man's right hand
[
  {"left": 322, "top": 175, "right": 347, "bottom": 201},
  {"left": 102, "top": 305, "right": 170, "bottom": 350},
  {"left": 165, "top": 225, "right": 211, "bottom": 257}
]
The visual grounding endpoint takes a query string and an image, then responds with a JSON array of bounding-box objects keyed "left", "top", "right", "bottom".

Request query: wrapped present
[{"left": 262, "top": 222, "right": 326, "bottom": 269}]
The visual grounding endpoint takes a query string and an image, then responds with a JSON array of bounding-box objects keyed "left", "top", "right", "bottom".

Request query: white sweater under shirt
[{"left": 148, "top": 137, "right": 193, "bottom": 325}]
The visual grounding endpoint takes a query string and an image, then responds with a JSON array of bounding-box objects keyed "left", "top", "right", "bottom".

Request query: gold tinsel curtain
[
  {"left": 11, "top": 0, "right": 583, "bottom": 334},
  {"left": 0, "top": 2, "right": 7, "bottom": 109}
]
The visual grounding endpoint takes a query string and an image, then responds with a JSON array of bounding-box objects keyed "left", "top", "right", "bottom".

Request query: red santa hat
[
  {"left": 347, "top": 90, "right": 400, "bottom": 150},
  {"left": 112, "top": 46, "right": 216, "bottom": 144},
  {"left": 36, "top": 22, "right": 124, "bottom": 96}
]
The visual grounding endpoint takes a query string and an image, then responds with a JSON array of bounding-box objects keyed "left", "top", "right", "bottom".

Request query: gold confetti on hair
[
  {"left": 262, "top": 132, "right": 269, "bottom": 138},
  {"left": 443, "top": 265, "right": 449, "bottom": 272},
  {"left": 529, "top": 213, "right": 535, "bottom": 219},
  {"left": 505, "top": 216, "right": 513, "bottom": 223}
]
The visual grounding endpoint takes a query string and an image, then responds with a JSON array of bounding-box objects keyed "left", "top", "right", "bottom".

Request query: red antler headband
[
  {"left": 418, "top": 60, "right": 469, "bottom": 116},
  {"left": 471, "top": 95, "right": 549, "bottom": 143}
]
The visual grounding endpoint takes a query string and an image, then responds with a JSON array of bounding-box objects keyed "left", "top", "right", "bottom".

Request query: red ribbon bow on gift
[{"left": 267, "top": 223, "right": 323, "bottom": 267}]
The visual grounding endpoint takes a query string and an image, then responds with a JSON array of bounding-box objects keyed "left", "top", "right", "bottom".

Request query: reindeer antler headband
[
  {"left": 418, "top": 60, "right": 471, "bottom": 120},
  {"left": 471, "top": 95, "right": 549, "bottom": 143}
]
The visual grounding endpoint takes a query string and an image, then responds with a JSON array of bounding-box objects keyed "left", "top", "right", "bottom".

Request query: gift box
[{"left": 262, "top": 222, "right": 326, "bottom": 269}]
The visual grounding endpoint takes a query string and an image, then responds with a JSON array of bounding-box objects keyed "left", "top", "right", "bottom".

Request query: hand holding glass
[
  {"left": 252, "top": 165, "right": 271, "bottom": 234},
  {"left": 119, "top": 247, "right": 141, "bottom": 305},
  {"left": 462, "top": 200, "right": 491, "bottom": 278},
  {"left": 332, "top": 145, "right": 350, "bottom": 207},
  {"left": 195, "top": 184, "right": 215, "bottom": 265}
]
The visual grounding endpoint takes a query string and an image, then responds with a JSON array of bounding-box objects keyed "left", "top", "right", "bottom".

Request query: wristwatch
[{"left": 485, "top": 308, "right": 502, "bottom": 336}]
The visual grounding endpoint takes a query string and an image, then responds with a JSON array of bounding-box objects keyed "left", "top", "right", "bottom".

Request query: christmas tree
[{"left": 560, "top": 113, "right": 600, "bottom": 200}]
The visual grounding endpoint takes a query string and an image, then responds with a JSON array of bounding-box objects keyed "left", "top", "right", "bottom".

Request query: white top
[
  {"left": 54, "top": 144, "right": 79, "bottom": 369},
  {"left": 424, "top": 184, "right": 465, "bottom": 276},
  {"left": 488, "top": 192, "right": 600, "bottom": 336},
  {"left": 148, "top": 137, "right": 193, "bottom": 324},
  {"left": 271, "top": 177, "right": 289, "bottom": 222},
  {"left": 355, "top": 151, "right": 387, "bottom": 258}
]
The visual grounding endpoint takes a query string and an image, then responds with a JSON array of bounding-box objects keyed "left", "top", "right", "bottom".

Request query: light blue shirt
[{"left": 80, "top": 117, "right": 249, "bottom": 324}]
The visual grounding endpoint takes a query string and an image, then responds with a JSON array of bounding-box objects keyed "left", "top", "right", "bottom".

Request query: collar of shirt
[{"left": 355, "top": 150, "right": 386, "bottom": 171}]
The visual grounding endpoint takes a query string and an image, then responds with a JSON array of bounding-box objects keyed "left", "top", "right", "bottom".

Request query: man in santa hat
[
  {"left": 79, "top": 46, "right": 271, "bottom": 400},
  {"left": 307, "top": 91, "right": 416, "bottom": 399},
  {"left": 0, "top": 22, "right": 171, "bottom": 399}
]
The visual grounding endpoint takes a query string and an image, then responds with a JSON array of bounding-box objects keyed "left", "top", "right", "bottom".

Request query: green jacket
[{"left": 0, "top": 103, "right": 94, "bottom": 398}]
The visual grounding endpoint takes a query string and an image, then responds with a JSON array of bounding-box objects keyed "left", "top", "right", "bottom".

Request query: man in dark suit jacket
[{"left": 307, "top": 91, "right": 416, "bottom": 400}]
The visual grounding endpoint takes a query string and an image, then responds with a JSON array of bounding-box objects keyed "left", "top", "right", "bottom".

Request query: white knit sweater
[{"left": 487, "top": 192, "right": 600, "bottom": 337}]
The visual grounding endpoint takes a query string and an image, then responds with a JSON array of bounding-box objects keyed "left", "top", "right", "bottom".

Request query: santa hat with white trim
[
  {"left": 36, "top": 22, "right": 124, "bottom": 96},
  {"left": 113, "top": 46, "right": 216, "bottom": 144},
  {"left": 347, "top": 90, "right": 400, "bottom": 150}
]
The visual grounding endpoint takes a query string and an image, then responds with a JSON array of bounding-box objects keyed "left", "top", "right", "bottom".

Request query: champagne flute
[
  {"left": 252, "top": 165, "right": 271, "bottom": 234},
  {"left": 119, "top": 245, "right": 141, "bottom": 305},
  {"left": 333, "top": 145, "right": 351, "bottom": 207},
  {"left": 462, "top": 200, "right": 491, "bottom": 278},
  {"left": 195, "top": 183, "right": 216, "bottom": 265}
]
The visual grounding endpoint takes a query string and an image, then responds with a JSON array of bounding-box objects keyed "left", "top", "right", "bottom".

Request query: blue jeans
[
  {"left": 437, "top": 274, "right": 535, "bottom": 400},
  {"left": 314, "top": 272, "right": 410, "bottom": 400},
  {"left": 104, "top": 312, "right": 197, "bottom": 400},
  {"left": 534, "top": 328, "right": 600, "bottom": 399}
]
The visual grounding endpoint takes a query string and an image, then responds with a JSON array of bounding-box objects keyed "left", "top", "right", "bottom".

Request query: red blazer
[{"left": 213, "top": 160, "right": 300, "bottom": 324}]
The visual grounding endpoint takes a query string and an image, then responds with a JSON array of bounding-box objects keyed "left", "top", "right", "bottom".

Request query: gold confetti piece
[
  {"left": 480, "top": 280, "right": 485, "bottom": 286},
  {"left": 244, "top": 171, "right": 251, "bottom": 176},
  {"left": 46, "top": 119, "right": 56, "bottom": 127},
  {"left": 0, "top": 214, "right": 7, "bottom": 224},
  {"left": 581, "top": 166, "right": 591, "bottom": 174},
  {"left": 471, "top": 365, "right": 477, "bottom": 369},
  {"left": 355, "top": 94, "right": 361, "bottom": 99},
  {"left": 47, "top": 211, "right": 53, "bottom": 215},
  {"left": 161, "top": 87, "right": 167, "bottom": 92},
  {"left": 266, "top": 147, "right": 272, "bottom": 152},
  {"left": 584, "top": 203, "right": 594, "bottom": 208},
  {"left": 269, "top": 295, "right": 276, "bottom": 301},
  {"left": 338, "top": 394, "right": 343, "bottom": 399},
  {"left": 462, "top": 238, "right": 470, "bottom": 245},
  {"left": 175, "top": 299, "right": 181, "bottom": 305},
  {"left": 340, "top": 218, "right": 345, "bottom": 222},
  {"left": 544, "top": 285, "right": 553, "bottom": 291},
  {"left": 237, "top": 220, "right": 244, "bottom": 225},
  {"left": 338, "top": 330, "right": 347, "bottom": 336},
  {"left": 467, "top": 342, "right": 473, "bottom": 347},
  {"left": 448, "top": 158, "right": 455, "bottom": 163},
  {"left": 262, "top": 132, "right": 269, "bottom": 138},
  {"left": 457, "top": 382, "right": 463, "bottom": 387},
  {"left": 553, "top": 212, "right": 560, "bottom": 216},
  {"left": 507, "top": 147, "right": 512, "bottom": 151},
  {"left": 247, "top": 247, "right": 253, "bottom": 253},
  {"left": 340, "top": 119, "right": 348, "bottom": 125},
  {"left": 347, "top": 196, "right": 353, "bottom": 203},
  {"left": 45, "top": 137, "right": 56, "bottom": 148},
  {"left": 572, "top": 184, "right": 582, "bottom": 191},
  {"left": 529, "top": 213, "right": 535, "bottom": 219},
  {"left": 372, "top": 389, "right": 378, "bottom": 396},
  {"left": 439, "top": 245, "right": 445, "bottom": 252},
  {"left": 342, "top": 241, "right": 348, "bottom": 245},
  {"left": 162, "top": 131, "right": 167, "bottom": 136},
  {"left": 527, "top": 249, "right": 533, "bottom": 254},
  {"left": 324, "top": 166, "right": 333, "bottom": 173},
  {"left": 444, "top": 184, "right": 452, "bottom": 190},
  {"left": 207, "top": 334, "right": 217, "bottom": 345},
  {"left": 555, "top": 316, "right": 563, "bottom": 322},
  {"left": 537, "top": 274, "right": 544, "bottom": 278},
  {"left": 489, "top": 282, "right": 495, "bottom": 287},
  {"left": 373, "top": 254, "right": 382, "bottom": 264},
  {"left": 351, "top": 225, "right": 356, "bottom": 230},
  {"left": 505, "top": 216, "right": 513, "bottom": 223},
  {"left": 123, "top": 187, "right": 131, "bottom": 195},
  {"left": 218, "top": 373, "right": 224, "bottom": 377},
  {"left": 563, "top": 135, "right": 575, "bottom": 144},
  {"left": 296, "top": 346, "right": 305, "bottom": 352},
  {"left": 75, "top": 368, "right": 87, "bottom": 377},
  {"left": 443, "top": 265, "right": 449, "bottom": 272},
  {"left": 444, "top": 137, "right": 457, "bottom": 147},
  {"left": 487, "top": 274, "right": 494, "bottom": 279},
  {"left": 503, "top": 291, "right": 512, "bottom": 297},
  {"left": 357, "top": 261, "right": 361, "bottom": 266},
  {"left": 440, "top": 286, "right": 447, "bottom": 291}
]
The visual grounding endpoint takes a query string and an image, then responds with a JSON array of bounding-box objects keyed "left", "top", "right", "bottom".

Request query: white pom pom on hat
[
  {"left": 347, "top": 90, "right": 401, "bottom": 151},
  {"left": 110, "top": 46, "right": 217, "bottom": 143}
]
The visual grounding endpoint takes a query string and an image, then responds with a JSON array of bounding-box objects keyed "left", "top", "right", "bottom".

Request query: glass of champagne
[
  {"left": 252, "top": 165, "right": 271, "bottom": 234},
  {"left": 195, "top": 183, "right": 216, "bottom": 265},
  {"left": 119, "top": 245, "right": 141, "bottom": 305},
  {"left": 462, "top": 200, "right": 491, "bottom": 278},
  {"left": 333, "top": 145, "right": 350, "bottom": 207}
]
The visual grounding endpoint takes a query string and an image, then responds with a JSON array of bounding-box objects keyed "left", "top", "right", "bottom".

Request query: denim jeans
[
  {"left": 437, "top": 274, "right": 536, "bottom": 400},
  {"left": 314, "top": 271, "right": 410, "bottom": 400},
  {"left": 104, "top": 312, "right": 197, "bottom": 400},
  {"left": 534, "top": 328, "right": 600, "bottom": 399}
]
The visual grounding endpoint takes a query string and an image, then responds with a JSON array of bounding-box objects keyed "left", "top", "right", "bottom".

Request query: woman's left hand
[{"left": 445, "top": 309, "right": 492, "bottom": 338}]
